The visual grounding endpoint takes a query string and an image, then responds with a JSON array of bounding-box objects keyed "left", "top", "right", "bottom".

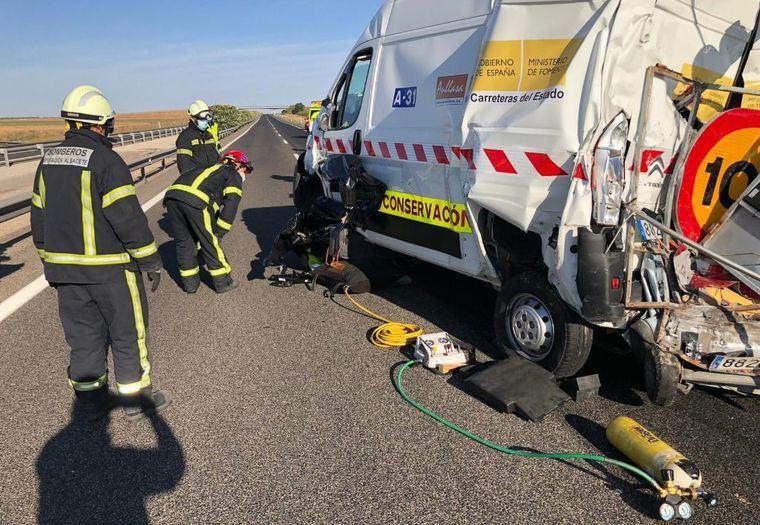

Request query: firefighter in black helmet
[
  {"left": 176, "top": 100, "right": 220, "bottom": 173},
  {"left": 164, "top": 150, "right": 251, "bottom": 294},
  {"left": 31, "top": 85, "right": 170, "bottom": 421}
]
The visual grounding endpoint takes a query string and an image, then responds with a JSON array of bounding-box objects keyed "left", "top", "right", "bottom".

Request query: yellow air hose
[{"left": 343, "top": 286, "right": 424, "bottom": 348}]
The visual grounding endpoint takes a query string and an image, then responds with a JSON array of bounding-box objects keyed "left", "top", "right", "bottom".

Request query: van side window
[{"left": 333, "top": 50, "right": 372, "bottom": 130}]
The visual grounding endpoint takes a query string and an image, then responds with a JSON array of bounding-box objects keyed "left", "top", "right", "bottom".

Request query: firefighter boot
[
  {"left": 122, "top": 387, "right": 173, "bottom": 421},
  {"left": 212, "top": 274, "right": 238, "bottom": 294},
  {"left": 181, "top": 274, "right": 200, "bottom": 294},
  {"left": 73, "top": 385, "right": 117, "bottom": 422}
]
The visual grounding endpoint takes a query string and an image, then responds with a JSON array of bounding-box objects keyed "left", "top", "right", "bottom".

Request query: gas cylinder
[{"left": 606, "top": 416, "right": 702, "bottom": 490}]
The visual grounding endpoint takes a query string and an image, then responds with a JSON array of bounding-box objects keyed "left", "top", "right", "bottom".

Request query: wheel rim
[{"left": 505, "top": 293, "right": 555, "bottom": 361}]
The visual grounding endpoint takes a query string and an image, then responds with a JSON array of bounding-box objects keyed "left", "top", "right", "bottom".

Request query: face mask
[
  {"left": 238, "top": 169, "right": 247, "bottom": 182},
  {"left": 196, "top": 119, "right": 209, "bottom": 131}
]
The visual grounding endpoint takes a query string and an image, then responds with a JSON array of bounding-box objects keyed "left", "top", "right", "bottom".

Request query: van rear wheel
[{"left": 494, "top": 272, "right": 592, "bottom": 378}]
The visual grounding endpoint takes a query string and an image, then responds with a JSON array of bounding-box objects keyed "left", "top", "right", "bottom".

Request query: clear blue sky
[{"left": 2, "top": 0, "right": 383, "bottom": 117}]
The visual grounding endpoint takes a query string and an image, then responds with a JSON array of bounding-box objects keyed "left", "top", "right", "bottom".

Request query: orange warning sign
[{"left": 677, "top": 108, "right": 760, "bottom": 241}]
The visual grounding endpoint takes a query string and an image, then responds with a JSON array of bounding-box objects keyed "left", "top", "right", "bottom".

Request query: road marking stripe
[
  {"left": 293, "top": 153, "right": 299, "bottom": 159},
  {"left": 0, "top": 119, "right": 261, "bottom": 324},
  {"left": 283, "top": 140, "right": 288, "bottom": 145}
]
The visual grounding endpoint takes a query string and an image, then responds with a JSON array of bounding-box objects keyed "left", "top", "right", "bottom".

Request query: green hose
[{"left": 394, "top": 360, "right": 664, "bottom": 494}]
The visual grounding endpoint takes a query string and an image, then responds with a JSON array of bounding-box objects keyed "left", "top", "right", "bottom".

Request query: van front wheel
[{"left": 494, "top": 272, "right": 592, "bottom": 378}]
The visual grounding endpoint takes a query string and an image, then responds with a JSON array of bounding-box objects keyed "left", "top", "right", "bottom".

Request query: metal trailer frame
[{"left": 622, "top": 64, "right": 760, "bottom": 392}]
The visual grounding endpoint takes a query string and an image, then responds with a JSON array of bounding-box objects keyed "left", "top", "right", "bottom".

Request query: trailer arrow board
[{"left": 676, "top": 108, "right": 760, "bottom": 241}]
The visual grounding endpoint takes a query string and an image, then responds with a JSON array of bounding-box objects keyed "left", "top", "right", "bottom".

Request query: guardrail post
[
  {"left": 37, "top": 144, "right": 45, "bottom": 158},
  {"left": 1, "top": 149, "right": 8, "bottom": 168}
]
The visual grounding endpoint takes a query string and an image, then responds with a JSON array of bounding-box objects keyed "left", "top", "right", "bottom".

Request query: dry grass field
[
  {"left": 276, "top": 113, "right": 309, "bottom": 127},
  {"left": 0, "top": 110, "right": 189, "bottom": 143}
]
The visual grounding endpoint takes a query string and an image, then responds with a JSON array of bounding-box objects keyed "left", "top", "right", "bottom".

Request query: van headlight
[{"left": 592, "top": 113, "right": 629, "bottom": 226}]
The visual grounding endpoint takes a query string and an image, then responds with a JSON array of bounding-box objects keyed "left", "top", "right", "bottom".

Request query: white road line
[
  {"left": 293, "top": 153, "right": 299, "bottom": 159},
  {"left": 283, "top": 139, "right": 288, "bottom": 145},
  {"left": 0, "top": 190, "right": 168, "bottom": 325},
  {"left": 0, "top": 118, "right": 261, "bottom": 324}
]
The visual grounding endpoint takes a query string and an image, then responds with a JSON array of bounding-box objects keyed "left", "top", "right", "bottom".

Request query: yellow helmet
[
  {"left": 61, "top": 85, "right": 115, "bottom": 125},
  {"left": 188, "top": 100, "right": 210, "bottom": 117}
]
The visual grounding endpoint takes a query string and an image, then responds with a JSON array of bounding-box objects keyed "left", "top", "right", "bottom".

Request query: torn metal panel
[
  {"left": 659, "top": 304, "right": 760, "bottom": 360},
  {"left": 702, "top": 177, "right": 760, "bottom": 295}
]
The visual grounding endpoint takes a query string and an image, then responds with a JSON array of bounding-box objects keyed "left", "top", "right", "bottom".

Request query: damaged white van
[{"left": 298, "top": 0, "right": 760, "bottom": 405}]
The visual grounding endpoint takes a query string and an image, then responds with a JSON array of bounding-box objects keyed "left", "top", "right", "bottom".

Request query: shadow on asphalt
[
  {"left": 0, "top": 230, "right": 29, "bottom": 279},
  {"left": 241, "top": 203, "right": 295, "bottom": 281},
  {"left": 156, "top": 211, "right": 216, "bottom": 292},
  {"left": 390, "top": 359, "right": 655, "bottom": 519},
  {"left": 270, "top": 174, "right": 294, "bottom": 184},
  {"left": 564, "top": 414, "right": 657, "bottom": 519},
  {"left": 36, "top": 403, "right": 185, "bottom": 525}
]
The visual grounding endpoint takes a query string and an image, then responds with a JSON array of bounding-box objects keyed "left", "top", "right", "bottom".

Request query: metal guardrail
[
  {"left": 0, "top": 120, "right": 252, "bottom": 224},
  {"left": 0, "top": 125, "right": 188, "bottom": 168}
]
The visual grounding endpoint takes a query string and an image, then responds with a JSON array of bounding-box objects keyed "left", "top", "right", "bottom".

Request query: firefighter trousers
[
  {"left": 165, "top": 198, "right": 231, "bottom": 290},
  {"left": 56, "top": 270, "right": 151, "bottom": 397}
]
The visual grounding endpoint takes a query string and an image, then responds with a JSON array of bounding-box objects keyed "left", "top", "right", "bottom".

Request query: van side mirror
[{"left": 318, "top": 112, "right": 331, "bottom": 132}]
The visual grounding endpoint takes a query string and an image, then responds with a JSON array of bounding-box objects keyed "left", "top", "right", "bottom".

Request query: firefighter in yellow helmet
[
  {"left": 31, "top": 85, "right": 171, "bottom": 421},
  {"left": 176, "top": 100, "right": 220, "bottom": 173}
]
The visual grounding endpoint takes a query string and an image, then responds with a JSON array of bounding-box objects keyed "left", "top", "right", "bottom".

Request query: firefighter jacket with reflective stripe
[
  {"left": 164, "top": 163, "right": 243, "bottom": 232},
  {"left": 176, "top": 122, "right": 220, "bottom": 174},
  {"left": 30, "top": 129, "right": 161, "bottom": 284}
]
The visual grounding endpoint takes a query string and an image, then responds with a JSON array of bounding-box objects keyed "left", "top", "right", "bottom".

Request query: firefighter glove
[{"left": 147, "top": 270, "right": 161, "bottom": 292}]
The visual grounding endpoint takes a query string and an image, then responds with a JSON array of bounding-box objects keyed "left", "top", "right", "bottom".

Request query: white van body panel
[{"left": 309, "top": 0, "right": 760, "bottom": 321}]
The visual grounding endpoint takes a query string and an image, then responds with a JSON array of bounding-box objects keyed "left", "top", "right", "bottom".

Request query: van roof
[{"left": 356, "top": 0, "right": 494, "bottom": 45}]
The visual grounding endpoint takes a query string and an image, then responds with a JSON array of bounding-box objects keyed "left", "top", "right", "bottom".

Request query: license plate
[
  {"left": 709, "top": 355, "right": 760, "bottom": 375},
  {"left": 636, "top": 219, "right": 662, "bottom": 241}
]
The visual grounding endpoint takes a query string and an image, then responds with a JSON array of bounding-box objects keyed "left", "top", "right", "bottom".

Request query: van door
[{"left": 321, "top": 48, "right": 374, "bottom": 167}]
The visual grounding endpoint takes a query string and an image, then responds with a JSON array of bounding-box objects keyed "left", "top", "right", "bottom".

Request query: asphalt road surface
[{"left": 0, "top": 115, "right": 757, "bottom": 525}]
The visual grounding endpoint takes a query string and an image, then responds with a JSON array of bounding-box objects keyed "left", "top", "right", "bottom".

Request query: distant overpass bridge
[{"left": 237, "top": 105, "right": 288, "bottom": 114}]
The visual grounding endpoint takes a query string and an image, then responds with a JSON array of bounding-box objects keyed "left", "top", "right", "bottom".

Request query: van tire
[
  {"left": 643, "top": 345, "right": 681, "bottom": 407},
  {"left": 494, "top": 272, "right": 592, "bottom": 378}
]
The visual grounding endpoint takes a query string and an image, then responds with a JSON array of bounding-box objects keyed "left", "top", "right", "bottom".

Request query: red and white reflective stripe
[
  {"left": 315, "top": 137, "right": 572, "bottom": 175},
  {"left": 473, "top": 148, "right": 573, "bottom": 177}
]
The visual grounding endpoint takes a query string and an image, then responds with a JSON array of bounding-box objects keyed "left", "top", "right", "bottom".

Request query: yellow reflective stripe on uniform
[
  {"left": 102, "top": 184, "right": 136, "bottom": 208},
  {"left": 39, "top": 172, "right": 46, "bottom": 207},
  {"left": 191, "top": 164, "right": 223, "bottom": 189},
  {"left": 81, "top": 170, "right": 96, "bottom": 256},
  {"left": 68, "top": 372, "right": 108, "bottom": 392},
  {"left": 36, "top": 248, "right": 45, "bottom": 259},
  {"left": 190, "top": 139, "right": 200, "bottom": 146},
  {"left": 212, "top": 202, "right": 220, "bottom": 213},
  {"left": 167, "top": 165, "right": 222, "bottom": 204},
  {"left": 124, "top": 270, "right": 151, "bottom": 393},
  {"left": 203, "top": 138, "right": 216, "bottom": 145},
  {"left": 180, "top": 266, "right": 200, "bottom": 277},
  {"left": 177, "top": 148, "right": 193, "bottom": 156},
  {"left": 127, "top": 241, "right": 158, "bottom": 259},
  {"left": 117, "top": 381, "right": 143, "bottom": 395},
  {"left": 202, "top": 208, "right": 231, "bottom": 274},
  {"left": 223, "top": 186, "right": 243, "bottom": 197},
  {"left": 43, "top": 252, "right": 130, "bottom": 265},
  {"left": 31, "top": 193, "right": 44, "bottom": 208},
  {"left": 217, "top": 217, "right": 232, "bottom": 230},
  {"left": 167, "top": 184, "right": 210, "bottom": 204}
]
